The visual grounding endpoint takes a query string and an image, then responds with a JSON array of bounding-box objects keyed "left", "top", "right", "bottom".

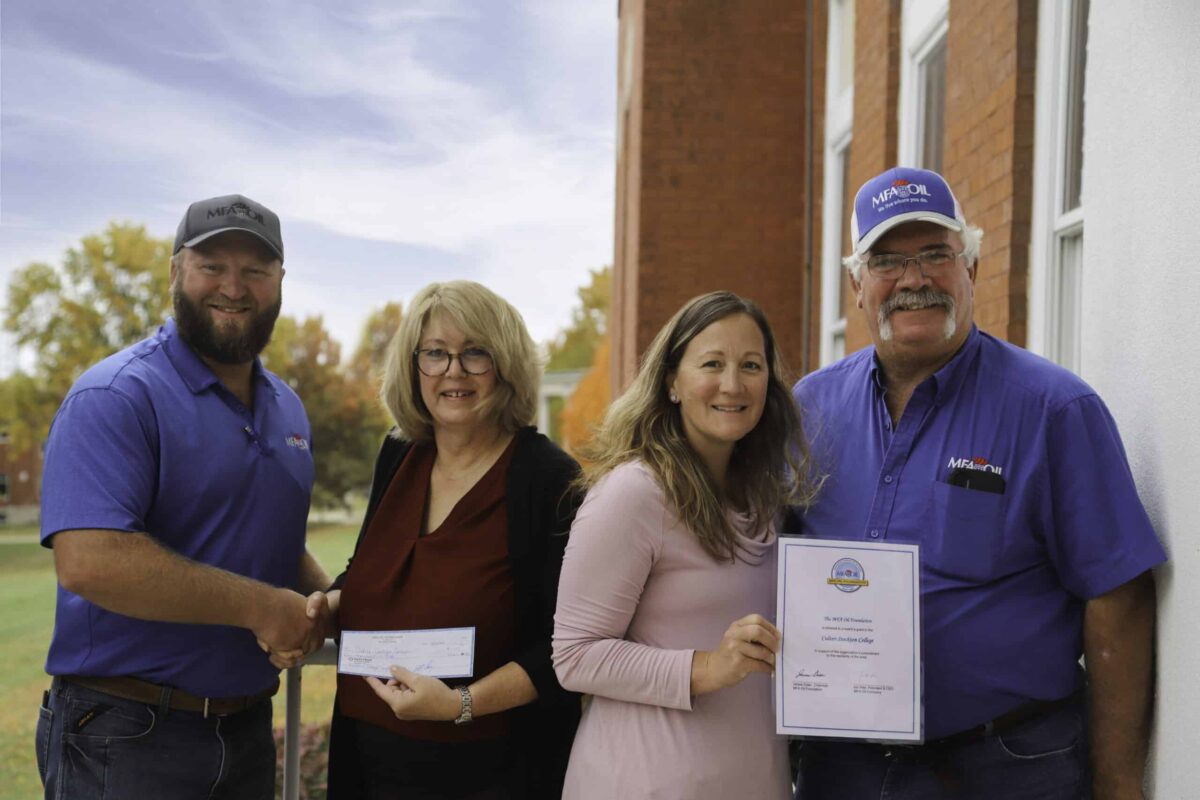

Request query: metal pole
[
  {"left": 282, "top": 665, "right": 302, "bottom": 800},
  {"left": 281, "top": 640, "right": 338, "bottom": 800}
]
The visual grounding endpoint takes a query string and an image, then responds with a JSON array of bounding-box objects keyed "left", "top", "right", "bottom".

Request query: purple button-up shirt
[
  {"left": 791, "top": 326, "right": 1165, "bottom": 739},
  {"left": 41, "top": 319, "right": 314, "bottom": 697}
]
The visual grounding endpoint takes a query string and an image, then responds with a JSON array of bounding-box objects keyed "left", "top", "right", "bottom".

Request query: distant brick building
[
  {"left": 0, "top": 436, "right": 41, "bottom": 525},
  {"left": 612, "top": 0, "right": 1089, "bottom": 386}
]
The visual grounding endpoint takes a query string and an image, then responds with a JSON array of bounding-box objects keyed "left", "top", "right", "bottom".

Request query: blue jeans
[
  {"left": 794, "top": 702, "right": 1090, "bottom": 800},
  {"left": 36, "top": 678, "right": 275, "bottom": 800}
]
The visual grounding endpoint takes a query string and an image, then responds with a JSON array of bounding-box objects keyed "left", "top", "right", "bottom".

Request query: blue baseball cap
[{"left": 849, "top": 167, "right": 964, "bottom": 256}]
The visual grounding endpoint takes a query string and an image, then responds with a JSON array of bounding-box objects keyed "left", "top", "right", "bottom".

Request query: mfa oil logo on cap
[{"left": 208, "top": 201, "right": 266, "bottom": 224}]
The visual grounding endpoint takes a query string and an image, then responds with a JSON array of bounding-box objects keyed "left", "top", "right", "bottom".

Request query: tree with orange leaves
[{"left": 559, "top": 335, "right": 611, "bottom": 460}]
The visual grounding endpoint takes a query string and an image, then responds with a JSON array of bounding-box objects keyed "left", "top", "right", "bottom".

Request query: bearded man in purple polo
[{"left": 36, "top": 194, "right": 332, "bottom": 799}]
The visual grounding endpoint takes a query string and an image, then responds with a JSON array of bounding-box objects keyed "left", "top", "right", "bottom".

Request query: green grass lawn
[{"left": 0, "top": 523, "right": 358, "bottom": 800}]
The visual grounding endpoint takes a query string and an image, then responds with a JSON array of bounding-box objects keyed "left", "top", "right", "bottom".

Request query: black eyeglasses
[
  {"left": 866, "top": 249, "right": 966, "bottom": 280},
  {"left": 413, "top": 347, "right": 494, "bottom": 377}
]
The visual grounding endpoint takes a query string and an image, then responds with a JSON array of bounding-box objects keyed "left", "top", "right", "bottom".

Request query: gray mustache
[{"left": 880, "top": 288, "right": 953, "bottom": 318}]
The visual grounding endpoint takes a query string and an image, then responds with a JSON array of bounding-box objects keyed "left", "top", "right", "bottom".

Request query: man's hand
[
  {"left": 257, "top": 589, "right": 339, "bottom": 669},
  {"left": 251, "top": 588, "right": 317, "bottom": 667}
]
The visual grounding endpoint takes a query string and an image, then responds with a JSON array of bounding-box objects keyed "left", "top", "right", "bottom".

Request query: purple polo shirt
[
  {"left": 40, "top": 319, "right": 313, "bottom": 697},
  {"left": 791, "top": 326, "right": 1165, "bottom": 739}
]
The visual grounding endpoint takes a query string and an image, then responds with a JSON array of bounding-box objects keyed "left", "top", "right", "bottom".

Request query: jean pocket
[
  {"left": 995, "top": 709, "right": 1082, "bottom": 760},
  {"left": 929, "top": 481, "right": 1006, "bottom": 582},
  {"left": 36, "top": 692, "right": 53, "bottom": 784},
  {"left": 64, "top": 699, "right": 156, "bottom": 743}
]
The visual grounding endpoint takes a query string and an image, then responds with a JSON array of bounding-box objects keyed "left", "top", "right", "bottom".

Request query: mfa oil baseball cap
[
  {"left": 850, "top": 167, "right": 964, "bottom": 256},
  {"left": 174, "top": 194, "right": 284, "bottom": 261}
]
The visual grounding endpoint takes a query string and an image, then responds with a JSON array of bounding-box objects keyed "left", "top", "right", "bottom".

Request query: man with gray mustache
[{"left": 789, "top": 167, "right": 1164, "bottom": 799}]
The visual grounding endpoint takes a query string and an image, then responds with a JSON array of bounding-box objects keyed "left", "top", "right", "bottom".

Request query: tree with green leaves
[
  {"left": 2, "top": 223, "right": 171, "bottom": 451},
  {"left": 262, "top": 315, "right": 387, "bottom": 509},
  {"left": 2, "top": 222, "right": 401, "bottom": 510},
  {"left": 347, "top": 300, "right": 404, "bottom": 387},
  {"left": 546, "top": 266, "right": 610, "bottom": 371}
]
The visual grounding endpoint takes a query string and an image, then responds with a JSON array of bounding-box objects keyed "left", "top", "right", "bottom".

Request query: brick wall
[
  {"left": 618, "top": 0, "right": 1037, "bottom": 381},
  {"left": 943, "top": 0, "right": 1038, "bottom": 346},
  {"left": 842, "top": 0, "right": 902, "bottom": 355},
  {"left": 613, "top": 0, "right": 822, "bottom": 390}
]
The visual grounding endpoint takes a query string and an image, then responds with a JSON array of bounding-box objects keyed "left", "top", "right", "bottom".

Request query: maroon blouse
[{"left": 337, "top": 439, "right": 517, "bottom": 742}]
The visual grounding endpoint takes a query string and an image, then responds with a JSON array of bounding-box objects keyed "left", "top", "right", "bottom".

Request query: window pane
[
  {"left": 1062, "top": 0, "right": 1090, "bottom": 212},
  {"left": 1054, "top": 231, "right": 1084, "bottom": 372},
  {"left": 920, "top": 38, "right": 947, "bottom": 173}
]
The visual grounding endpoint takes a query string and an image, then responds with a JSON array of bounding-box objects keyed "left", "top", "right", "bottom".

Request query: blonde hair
[
  {"left": 380, "top": 281, "right": 541, "bottom": 442},
  {"left": 577, "top": 291, "right": 820, "bottom": 562}
]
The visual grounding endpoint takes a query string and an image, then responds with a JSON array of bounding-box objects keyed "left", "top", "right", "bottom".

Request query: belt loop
[
  {"left": 157, "top": 684, "right": 173, "bottom": 721},
  {"left": 204, "top": 697, "right": 210, "bottom": 719}
]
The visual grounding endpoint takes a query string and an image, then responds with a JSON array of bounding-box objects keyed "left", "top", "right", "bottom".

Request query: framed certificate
[{"left": 775, "top": 537, "right": 922, "bottom": 742}]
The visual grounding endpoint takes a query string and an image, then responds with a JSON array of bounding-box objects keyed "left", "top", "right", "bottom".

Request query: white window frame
[
  {"left": 897, "top": 0, "right": 949, "bottom": 169},
  {"left": 819, "top": 0, "right": 855, "bottom": 366},
  {"left": 1029, "top": 0, "right": 1089, "bottom": 370}
]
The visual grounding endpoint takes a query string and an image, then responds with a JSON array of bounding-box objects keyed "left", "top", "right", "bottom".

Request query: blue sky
[{"left": 0, "top": 0, "right": 616, "bottom": 369}]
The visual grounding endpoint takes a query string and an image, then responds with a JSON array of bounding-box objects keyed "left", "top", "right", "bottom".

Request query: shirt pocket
[{"left": 929, "top": 481, "right": 1006, "bottom": 582}]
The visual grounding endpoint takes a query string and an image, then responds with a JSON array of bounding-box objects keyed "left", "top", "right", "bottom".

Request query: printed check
[{"left": 338, "top": 627, "right": 476, "bottom": 680}]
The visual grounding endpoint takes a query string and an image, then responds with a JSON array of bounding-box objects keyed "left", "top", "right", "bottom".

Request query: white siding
[{"left": 1082, "top": 3, "right": 1200, "bottom": 795}]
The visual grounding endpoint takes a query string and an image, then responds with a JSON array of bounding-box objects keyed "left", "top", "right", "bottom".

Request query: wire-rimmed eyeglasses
[{"left": 865, "top": 249, "right": 966, "bottom": 280}]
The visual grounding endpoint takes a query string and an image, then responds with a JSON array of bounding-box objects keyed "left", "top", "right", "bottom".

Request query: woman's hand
[
  {"left": 690, "top": 613, "right": 780, "bottom": 696},
  {"left": 365, "top": 666, "right": 464, "bottom": 722}
]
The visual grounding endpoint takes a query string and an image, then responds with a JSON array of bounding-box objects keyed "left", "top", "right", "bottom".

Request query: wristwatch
[{"left": 453, "top": 685, "right": 474, "bottom": 725}]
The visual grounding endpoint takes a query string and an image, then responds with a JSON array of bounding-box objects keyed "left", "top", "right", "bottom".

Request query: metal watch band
[{"left": 453, "top": 685, "right": 474, "bottom": 725}]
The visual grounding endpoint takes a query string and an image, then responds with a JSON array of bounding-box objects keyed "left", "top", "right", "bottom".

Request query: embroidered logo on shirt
[
  {"left": 946, "top": 455, "right": 1004, "bottom": 475},
  {"left": 285, "top": 434, "right": 309, "bottom": 451}
]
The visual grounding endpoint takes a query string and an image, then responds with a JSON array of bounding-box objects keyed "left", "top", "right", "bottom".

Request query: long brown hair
[{"left": 576, "top": 291, "right": 820, "bottom": 562}]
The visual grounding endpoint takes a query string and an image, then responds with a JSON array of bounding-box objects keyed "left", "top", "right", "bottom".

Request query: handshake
[{"left": 250, "top": 587, "right": 342, "bottom": 670}]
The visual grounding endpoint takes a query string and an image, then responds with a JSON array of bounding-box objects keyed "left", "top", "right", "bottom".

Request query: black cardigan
[{"left": 326, "top": 426, "right": 582, "bottom": 799}]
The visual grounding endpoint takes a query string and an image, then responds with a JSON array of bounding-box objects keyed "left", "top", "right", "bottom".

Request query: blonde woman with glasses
[
  {"left": 321, "top": 281, "right": 580, "bottom": 799},
  {"left": 553, "top": 291, "right": 820, "bottom": 799}
]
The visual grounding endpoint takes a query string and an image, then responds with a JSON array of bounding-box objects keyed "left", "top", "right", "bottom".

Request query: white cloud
[{"left": 1, "top": 0, "right": 615, "bottom": 353}]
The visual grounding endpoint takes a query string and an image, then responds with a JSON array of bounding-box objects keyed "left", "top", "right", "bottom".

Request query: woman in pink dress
[{"left": 553, "top": 291, "right": 820, "bottom": 799}]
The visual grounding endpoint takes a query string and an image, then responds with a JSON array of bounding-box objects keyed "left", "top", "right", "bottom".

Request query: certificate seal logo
[{"left": 827, "top": 558, "right": 868, "bottom": 593}]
